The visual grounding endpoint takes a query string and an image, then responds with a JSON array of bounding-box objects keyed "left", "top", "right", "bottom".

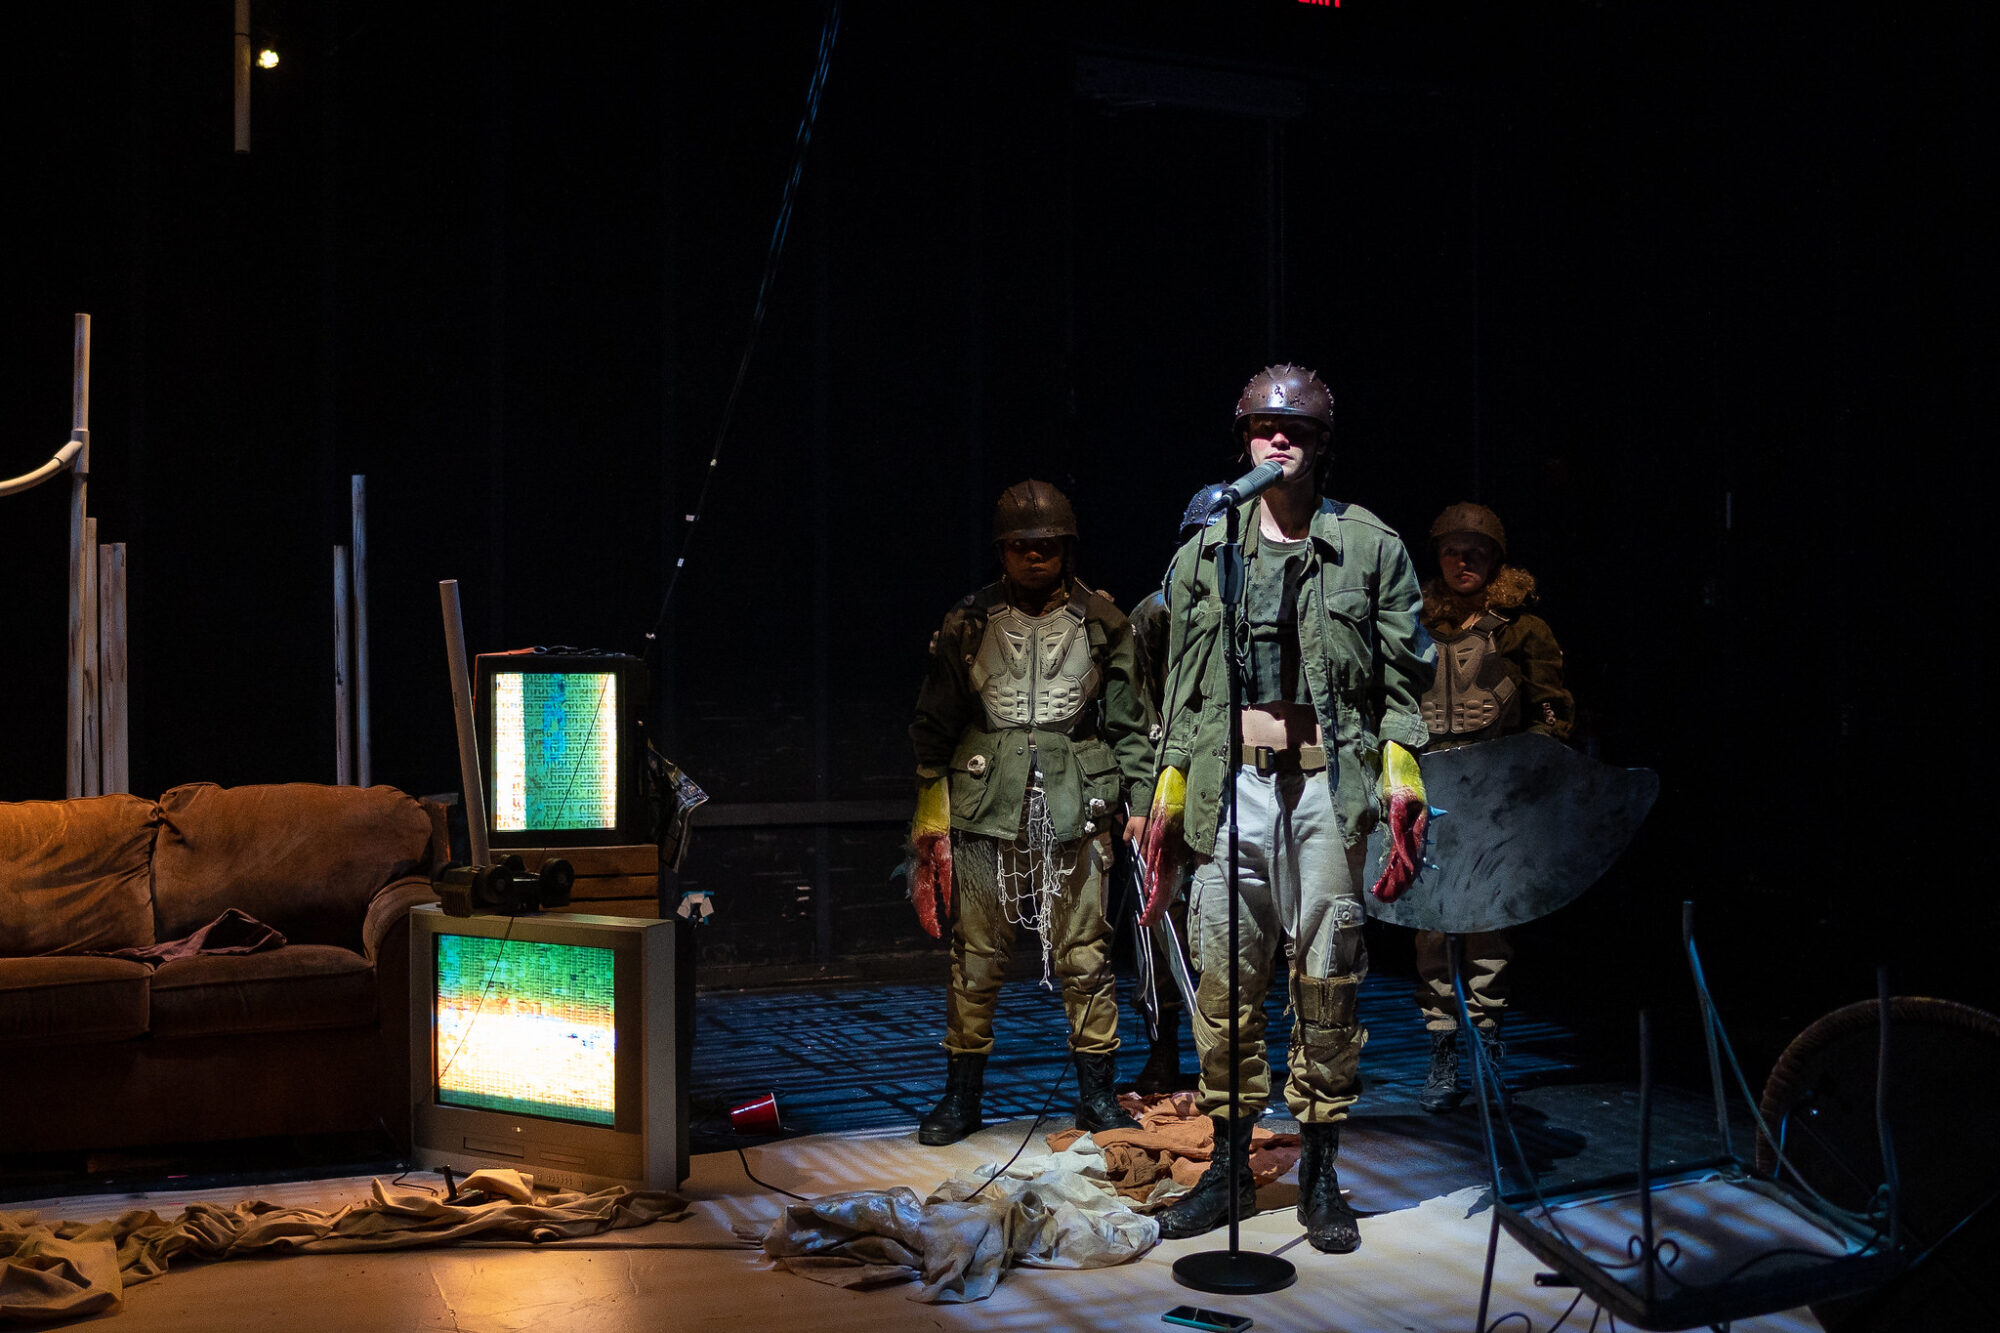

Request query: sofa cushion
[
  {"left": 148, "top": 945, "right": 377, "bottom": 1038},
  {"left": 0, "top": 956, "right": 151, "bottom": 1046},
  {"left": 0, "top": 794, "right": 159, "bottom": 956},
  {"left": 153, "top": 783, "right": 437, "bottom": 952}
]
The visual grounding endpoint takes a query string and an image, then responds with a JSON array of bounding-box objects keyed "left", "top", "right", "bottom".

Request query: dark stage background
[{"left": 4, "top": 2, "right": 1990, "bottom": 1057}]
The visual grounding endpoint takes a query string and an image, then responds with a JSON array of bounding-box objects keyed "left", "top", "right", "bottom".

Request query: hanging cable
[{"left": 643, "top": 0, "right": 843, "bottom": 656}]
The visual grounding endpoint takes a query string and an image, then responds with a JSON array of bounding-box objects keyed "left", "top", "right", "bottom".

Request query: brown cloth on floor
[
  {"left": 1044, "top": 1092, "right": 1301, "bottom": 1203},
  {"left": 103, "top": 908, "right": 286, "bottom": 967},
  {"left": 0, "top": 1170, "right": 687, "bottom": 1323}
]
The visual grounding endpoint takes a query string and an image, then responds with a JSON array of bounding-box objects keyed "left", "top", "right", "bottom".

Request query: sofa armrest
[{"left": 363, "top": 876, "right": 440, "bottom": 967}]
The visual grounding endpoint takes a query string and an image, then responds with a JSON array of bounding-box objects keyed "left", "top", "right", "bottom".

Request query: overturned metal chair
[{"left": 1456, "top": 903, "right": 1913, "bottom": 1332}]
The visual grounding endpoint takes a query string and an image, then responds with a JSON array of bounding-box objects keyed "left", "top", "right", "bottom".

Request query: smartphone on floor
[{"left": 1163, "top": 1306, "right": 1253, "bottom": 1333}]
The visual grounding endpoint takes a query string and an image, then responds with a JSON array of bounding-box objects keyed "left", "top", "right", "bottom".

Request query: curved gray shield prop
[{"left": 1363, "top": 732, "right": 1660, "bottom": 934}]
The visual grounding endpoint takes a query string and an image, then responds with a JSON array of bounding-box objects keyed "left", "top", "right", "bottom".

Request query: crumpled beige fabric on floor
[
  {"left": 755, "top": 1137, "right": 1158, "bottom": 1303},
  {"left": 1044, "top": 1092, "right": 1301, "bottom": 1202},
  {"left": 0, "top": 1169, "right": 686, "bottom": 1324}
]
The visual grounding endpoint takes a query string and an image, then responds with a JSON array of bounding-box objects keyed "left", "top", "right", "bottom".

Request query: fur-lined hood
[{"left": 1422, "top": 563, "right": 1538, "bottom": 636}]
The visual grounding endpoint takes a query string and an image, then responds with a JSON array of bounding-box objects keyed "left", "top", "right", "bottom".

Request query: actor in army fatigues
[
  {"left": 1412, "top": 501, "right": 1574, "bottom": 1111},
  {"left": 907, "top": 481, "right": 1158, "bottom": 1146},
  {"left": 1141, "top": 366, "right": 1437, "bottom": 1254}
]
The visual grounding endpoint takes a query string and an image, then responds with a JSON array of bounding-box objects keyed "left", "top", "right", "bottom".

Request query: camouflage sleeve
[
  {"left": 1506, "top": 614, "right": 1574, "bottom": 740},
  {"left": 1126, "top": 590, "right": 1170, "bottom": 715},
  {"left": 1095, "top": 601, "right": 1159, "bottom": 812},
  {"left": 1155, "top": 541, "right": 1204, "bottom": 774},
  {"left": 909, "top": 605, "right": 979, "bottom": 779},
  {"left": 1372, "top": 537, "right": 1437, "bottom": 752}
]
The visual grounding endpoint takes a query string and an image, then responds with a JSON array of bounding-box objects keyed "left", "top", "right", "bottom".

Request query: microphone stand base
[{"left": 1172, "top": 1248, "right": 1297, "bottom": 1295}]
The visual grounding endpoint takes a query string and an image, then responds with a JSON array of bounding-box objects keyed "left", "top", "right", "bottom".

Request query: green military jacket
[
  {"left": 1158, "top": 498, "right": 1436, "bottom": 853},
  {"left": 911, "top": 579, "right": 1159, "bottom": 843}
]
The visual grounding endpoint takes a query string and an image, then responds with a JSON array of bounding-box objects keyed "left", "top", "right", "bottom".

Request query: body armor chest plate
[
  {"left": 1420, "top": 611, "right": 1519, "bottom": 743},
  {"left": 970, "top": 600, "right": 1099, "bottom": 733}
]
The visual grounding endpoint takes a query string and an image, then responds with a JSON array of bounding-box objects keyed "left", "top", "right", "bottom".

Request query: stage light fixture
[{"left": 258, "top": 48, "right": 280, "bottom": 69}]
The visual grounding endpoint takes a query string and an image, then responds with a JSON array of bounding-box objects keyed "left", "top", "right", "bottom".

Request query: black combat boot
[
  {"left": 1156, "top": 1115, "right": 1260, "bottom": 1239},
  {"left": 1295, "top": 1122, "right": 1361, "bottom": 1253},
  {"left": 1418, "top": 1030, "right": 1464, "bottom": 1113},
  {"left": 1073, "top": 1052, "right": 1142, "bottom": 1134},
  {"left": 918, "top": 1052, "right": 986, "bottom": 1146},
  {"left": 1131, "top": 1029, "right": 1189, "bottom": 1095}
]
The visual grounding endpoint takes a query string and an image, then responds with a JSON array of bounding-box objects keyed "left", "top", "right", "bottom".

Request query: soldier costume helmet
[
  {"left": 1234, "top": 364, "right": 1335, "bottom": 441},
  {"left": 992, "top": 479, "right": 1078, "bottom": 544},
  {"left": 1429, "top": 502, "right": 1507, "bottom": 557}
]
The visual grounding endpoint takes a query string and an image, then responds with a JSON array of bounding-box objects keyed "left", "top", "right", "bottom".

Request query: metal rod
[
  {"left": 80, "top": 519, "right": 101, "bottom": 798},
  {"left": 440, "top": 580, "right": 491, "bottom": 867},
  {"left": 1875, "top": 967, "right": 1901, "bottom": 1251},
  {"left": 233, "top": 0, "right": 251, "bottom": 154},
  {"left": 334, "top": 546, "right": 353, "bottom": 784},
  {"left": 1638, "top": 1008, "right": 1656, "bottom": 1305},
  {"left": 351, "top": 476, "right": 371, "bottom": 786},
  {"left": 99, "top": 543, "right": 129, "bottom": 794},
  {"left": 66, "top": 314, "right": 91, "bottom": 798},
  {"left": 1223, "top": 499, "right": 1246, "bottom": 1255},
  {"left": 1684, "top": 900, "right": 1733, "bottom": 1155}
]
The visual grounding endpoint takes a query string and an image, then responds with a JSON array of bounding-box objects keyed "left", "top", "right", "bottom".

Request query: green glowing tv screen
[{"left": 433, "top": 935, "right": 617, "bottom": 1126}]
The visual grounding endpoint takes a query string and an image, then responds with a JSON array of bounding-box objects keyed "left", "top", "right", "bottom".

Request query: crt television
[
  {"left": 409, "top": 905, "right": 686, "bottom": 1191},
  {"left": 475, "top": 650, "right": 650, "bottom": 850}
]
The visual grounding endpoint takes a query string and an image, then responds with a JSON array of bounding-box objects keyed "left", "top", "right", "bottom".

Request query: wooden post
[
  {"left": 233, "top": 0, "right": 251, "bottom": 154},
  {"left": 440, "top": 580, "right": 491, "bottom": 867},
  {"left": 351, "top": 476, "right": 371, "bottom": 786},
  {"left": 333, "top": 545, "right": 353, "bottom": 784},
  {"left": 66, "top": 314, "right": 91, "bottom": 798},
  {"left": 80, "top": 519, "right": 101, "bottom": 798},
  {"left": 99, "top": 543, "right": 130, "bottom": 794}
]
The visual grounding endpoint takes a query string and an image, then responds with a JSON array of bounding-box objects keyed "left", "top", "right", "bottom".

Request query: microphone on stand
[{"left": 1211, "top": 460, "right": 1286, "bottom": 512}]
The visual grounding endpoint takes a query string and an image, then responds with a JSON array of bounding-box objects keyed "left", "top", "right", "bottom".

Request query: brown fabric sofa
[{"left": 0, "top": 783, "right": 445, "bottom": 1156}]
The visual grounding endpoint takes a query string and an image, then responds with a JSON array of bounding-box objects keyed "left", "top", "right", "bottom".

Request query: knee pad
[{"left": 1293, "top": 973, "right": 1359, "bottom": 1030}]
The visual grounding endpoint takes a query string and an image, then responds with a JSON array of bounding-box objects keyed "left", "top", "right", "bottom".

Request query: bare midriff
[{"left": 1239, "top": 700, "right": 1323, "bottom": 751}]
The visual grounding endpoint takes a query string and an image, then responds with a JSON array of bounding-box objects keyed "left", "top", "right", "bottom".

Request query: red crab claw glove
[
  {"left": 908, "top": 775, "right": 953, "bottom": 939},
  {"left": 1137, "top": 767, "right": 1186, "bottom": 926},
  {"left": 1370, "top": 742, "right": 1429, "bottom": 902}
]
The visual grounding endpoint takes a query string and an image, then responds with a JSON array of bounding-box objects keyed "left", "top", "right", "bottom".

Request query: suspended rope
[{"left": 644, "top": 0, "right": 842, "bottom": 655}]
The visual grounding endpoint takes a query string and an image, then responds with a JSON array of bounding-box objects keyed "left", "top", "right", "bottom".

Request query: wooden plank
[
  {"left": 547, "top": 898, "right": 659, "bottom": 920},
  {"left": 567, "top": 874, "right": 659, "bottom": 901},
  {"left": 508, "top": 844, "right": 657, "bottom": 876}
]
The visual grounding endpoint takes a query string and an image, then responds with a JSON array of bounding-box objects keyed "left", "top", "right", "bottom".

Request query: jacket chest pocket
[{"left": 1318, "top": 586, "right": 1374, "bottom": 695}]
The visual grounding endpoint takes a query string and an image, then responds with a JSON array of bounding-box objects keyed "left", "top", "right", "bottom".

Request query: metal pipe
[
  {"left": 99, "top": 543, "right": 129, "bottom": 793},
  {"left": 351, "top": 476, "right": 371, "bottom": 785},
  {"left": 0, "top": 439, "right": 83, "bottom": 497},
  {"left": 334, "top": 546, "right": 353, "bottom": 784},
  {"left": 440, "top": 580, "right": 491, "bottom": 866}
]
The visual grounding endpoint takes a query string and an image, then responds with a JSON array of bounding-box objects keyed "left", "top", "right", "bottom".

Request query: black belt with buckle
[{"left": 1239, "top": 743, "right": 1329, "bottom": 775}]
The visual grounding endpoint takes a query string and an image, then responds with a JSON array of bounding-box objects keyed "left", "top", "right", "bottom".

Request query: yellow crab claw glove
[
  {"left": 909, "top": 775, "right": 953, "bottom": 938},
  {"left": 1137, "top": 766, "right": 1186, "bottom": 925},
  {"left": 1370, "top": 742, "right": 1428, "bottom": 902}
]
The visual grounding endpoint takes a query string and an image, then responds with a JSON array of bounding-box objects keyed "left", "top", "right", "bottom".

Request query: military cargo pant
[
  {"left": 944, "top": 830, "right": 1120, "bottom": 1057},
  {"left": 1414, "top": 929, "right": 1513, "bottom": 1031},
  {"left": 1187, "top": 769, "right": 1368, "bottom": 1124}
]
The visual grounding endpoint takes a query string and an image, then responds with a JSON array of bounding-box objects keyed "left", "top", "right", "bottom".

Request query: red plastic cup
[{"left": 728, "top": 1092, "right": 780, "bottom": 1134}]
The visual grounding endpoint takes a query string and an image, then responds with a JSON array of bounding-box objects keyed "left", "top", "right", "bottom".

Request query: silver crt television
[{"left": 408, "top": 905, "right": 685, "bottom": 1191}]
